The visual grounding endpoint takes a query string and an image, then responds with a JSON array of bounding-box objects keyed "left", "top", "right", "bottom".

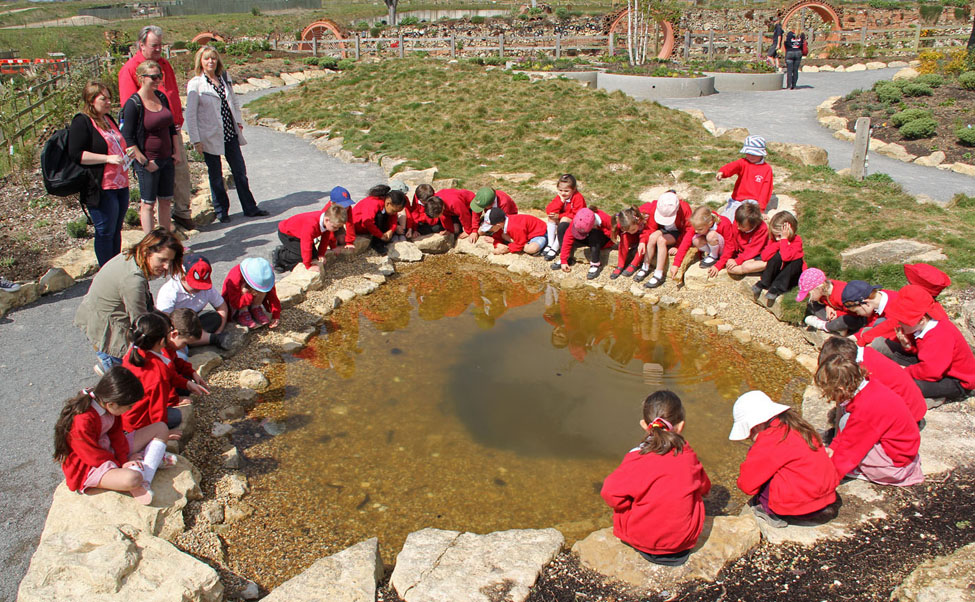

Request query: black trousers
[
  {"left": 370, "top": 211, "right": 391, "bottom": 253},
  {"left": 785, "top": 50, "right": 803, "bottom": 89},
  {"left": 416, "top": 222, "right": 444, "bottom": 235},
  {"left": 275, "top": 229, "right": 310, "bottom": 272},
  {"left": 807, "top": 303, "right": 867, "bottom": 334},
  {"left": 580, "top": 230, "right": 611, "bottom": 264},
  {"left": 758, "top": 252, "right": 803, "bottom": 295},
  {"left": 873, "top": 338, "right": 971, "bottom": 400}
]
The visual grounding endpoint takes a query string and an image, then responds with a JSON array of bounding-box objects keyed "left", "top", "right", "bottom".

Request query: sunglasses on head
[{"left": 142, "top": 73, "right": 163, "bottom": 81}]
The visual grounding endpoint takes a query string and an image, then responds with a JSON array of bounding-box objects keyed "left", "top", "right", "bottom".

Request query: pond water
[{"left": 225, "top": 256, "right": 809, "bottom": 586}]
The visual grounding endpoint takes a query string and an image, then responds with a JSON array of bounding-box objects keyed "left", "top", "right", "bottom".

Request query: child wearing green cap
[{"left": 470, "top": 186, "right": 519, "bottom": 243}]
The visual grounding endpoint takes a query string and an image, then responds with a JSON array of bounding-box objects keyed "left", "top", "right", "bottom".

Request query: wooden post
[
  {"left": 450, "top": 34, "right": 456, "bottom": 58},
  {"left": 851, "top": 117, "right": 871, "bottom": 181},
  {"left": 859, "top": 26, "right": 866, "bottom": 57},
  {"left": 355, "top": 34, "right": 361, "bottom": 60},
  {"left": 398, "top": 33, "right": 404, "bottom": 58},
  {"left": 756, "top": 30, "right": 762, "bottom": 60},
  {"left": 499, "top": 34, "right": 504, "bottom": 57},
  {"left": 555, "top": 34, "right": 561, "bottom": 59},
  {"left": 707, "top": 29, "right": 714, "bottom": 62},
  {"left": 609, "top": 32, "right": 614, "bottom": 56},
  {"left": 684, "top": 30, "right": 691, "bottom": 60},
  {"left": 312, "top": 36, "right": 318, "bottom": 57},
  {"left": 913, "top": 26, "right": 921, "bottom": 53}
]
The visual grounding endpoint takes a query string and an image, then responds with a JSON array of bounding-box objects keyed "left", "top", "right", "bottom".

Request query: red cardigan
[
  {"left": 278, "top": 209, "right": 341, "bottom": 268},
  {"left": 405, "top": 195, "right": 442, "bottom": 231},
  {"left": 760, "top": 234, "right": 805, "bottom": 265},
  {"left": 471, "top": 189, "right": 518, "bottom": 227},
  {"left": 491, "top": 214, "right": 547, "bottom": 252},
  {"left": 737, "top": 419, "right": 839, "bottom": 516},
  {"left": 718, "top": 158, "right": 774, "bottom": 210},
  {"left": 601, "top": 444, "right": 711, "bottom": 555},
  {"left": 122, "top": 349, "right": 187, "bottom": 432},
  {"left": 544, "top": 191, "right": 586, "bottom": 219},
  {"left": 728, "top": 221, "right": 769, "bottom": 265},
  {"left": 351, "top": 195, "right": 398, "bottom": 239},
  {"left": 709, "top": 213, "right": 740, "bottom": 271},
  {"left": 908, "top": 320, "right": 975, "bottom": 389},
  {"left": 559, "top": 209, "right": 614, "bottom": 265},
  {"left": 62, "top": 404, "right": 130, "bottom": 492},
  {"left": 829, "top": 379, "right": 921, "bottom": 478},
  {"left": 637, "top": 199, "right": 696, "bottom": 265},
  {"left": 437, "top": 189, "right": 478, "bottom": 234},
  {"left": 221, "top": 264, "right": 282, "bottom": 319},
  {"left": 860, "top": 346, "right": 926, "bottom": 422}
]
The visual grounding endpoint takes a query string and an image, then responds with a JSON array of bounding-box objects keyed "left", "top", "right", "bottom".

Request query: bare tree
[
  {"left": 625, "top": 0, "right": 680, "bottom": 66},
  {"left": 384, "top": 0, "right": 398, "bottom": 26}
]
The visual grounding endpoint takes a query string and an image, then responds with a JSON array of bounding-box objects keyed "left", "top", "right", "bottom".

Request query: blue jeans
[
  {"left": 87, "top": 187, "right": 129, "bottom": 266},
  {"left": 204, "top": 136, "right": 258, "bottom": 217},
  {"left": 95, "top": 351, "right": 122, "bottom": 373}
]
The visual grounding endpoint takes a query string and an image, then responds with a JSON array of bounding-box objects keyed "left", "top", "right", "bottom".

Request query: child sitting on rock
[
  {"left": 726, "top": 202, "right": 769, "bottom": 277},
  {"left": 729, "top": 391, "right": 839, "bottom": 528},
  {"left": 155, "top": 254, "right": 231, "bottom": 350},
  {"left": 689, "top": 206, "right": 737, "bottom": 277},
  {"left": 551, "top": 207, "right": 613, "bottom": 280},
  {"left": 637, "top": 191, "right": 694, "bottom": 289},
  {"left": 751, "top": 210, "right": 804, "bottom": 307},
  {"left": 716, "top": 135, "right": 774, "bottom": 219},
  {"left": 222, "top": 257, "right": 281, "bottom": 330},
  {"left": 815, "top": 354, "right": 923, "bottom": 486},
  {"left": 601, "top": 390, "right": 711, "bottom": 567},
  {"left": 351, "top": 184, "right": 407, "bottom": 254},
  {"left": 55, "top": 366, "right": 175, "bottom": 505},
  {"left": 542, "top": 174, "right": 587, "bottom": 261},
  {"left": 481, "top": 207, "right": 547, "bottom": 255},
  {"left": 796, "top": 269, "right": 864, "bottom": 335},
  {"left": 273, "top": 193, "right": 350, "bottom": 273},
  {"left": 611, "top": 206, "right": 649, "bottom": 280}
]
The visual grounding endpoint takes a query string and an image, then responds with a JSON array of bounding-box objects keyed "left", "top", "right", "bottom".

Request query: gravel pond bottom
[{"left": 219, "top": 256, "right": 810, "bottom": 588}]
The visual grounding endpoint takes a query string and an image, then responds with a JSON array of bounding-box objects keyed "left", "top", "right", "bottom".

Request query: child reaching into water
[
  {"left": 601, "top": 390, "right": 711, "bottom": 567},
  {"left": 752, "top": 211, "right": 804, "bottom": 306},
  {"left": 716, "top": 135, "right": 774, "bottom": 218},
  {"left": 551, "top": 207, "right": 613, "bottom": 280},
  {"left": 638, "top": 191, "right": 693, "bottom": 289},
  {"left": 796, "top": 268, "right": 865, "bottom": 335},
  {"left": 542, "top": 174, "right": 586, "bottom": 261},
  {"left": 222, "top": 257, "right": 281, "bottom": 330},
  {"left": 726, "top": 202, "right": 769, "bottom": 276},
  {"left": 611, "top": 207, "right": 649, "bottom": 280},
  {"left": 482, "top": 208, "right": 548, "bottom": 255},
  {"left": 273, "top": 198, "right": 349, "bottom": 273},
  {"left": 729, "top": 391, "right": 839, "bottom": 528},
  {"left": 55, "top": 366, "right": 175, "bottom": 505},
  {"left": 688, "top": 206, "right": 737, "bottom": 276},
  {"left": 350, "top": 184, "right": 407, "bottom": 254}
]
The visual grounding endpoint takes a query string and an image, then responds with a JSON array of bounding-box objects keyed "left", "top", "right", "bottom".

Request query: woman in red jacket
[
  {"left": 54, "top": 366, "right": 173, "bottom": 505},
  {"left": 601, "top": 390, "right": 711, "bottom": 567},
  {"left": 729, "top": 391, "right": 839, "bottom": 528}
]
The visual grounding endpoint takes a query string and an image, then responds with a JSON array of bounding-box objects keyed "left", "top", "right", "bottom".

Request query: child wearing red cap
[
  {"left": 601, "top": 390, "right": 710, "bottom": 566},
  {"left": 881, "top": 285, "right": 975, "bottom": 402},
  {"left": 815, "top": 354, "right": 923, "bottom": 486},
  {"left": 273, "top": 193, "right": 350, "bottom": 273},
  {"left": 551, "top": 207, "right": 613, "bottom": 279},
  {"left": 751, "top": 210, "right": 805, "bottom": 306},
  {"left": 542, "top": 174, "right": 587, "bottom": 261}
]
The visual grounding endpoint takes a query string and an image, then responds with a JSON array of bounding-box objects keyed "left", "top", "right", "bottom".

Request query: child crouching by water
[
  {"left": 601, "top": 390, "right": 711, "bottom": 566},
  {"left": 729, "top": 391, "right": 839, "bottom": 528}
]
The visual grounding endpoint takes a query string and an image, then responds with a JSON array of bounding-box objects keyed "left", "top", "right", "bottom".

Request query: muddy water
[{"left": 225, "top": 256, "right": 809, "bottom": 586}]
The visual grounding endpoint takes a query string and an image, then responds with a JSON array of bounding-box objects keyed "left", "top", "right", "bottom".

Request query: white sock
[
  {"left": 709, "top": 246, "right": 720, "bottom": 259},
  {"left": 653, "top": 269, "right": 663, "bottom": 279},
  {"left": 139, "top": 438, "right": 167, "bottom": 485},
  {"left": 545, "top": 222, "right": 557, "bottom": 247}
]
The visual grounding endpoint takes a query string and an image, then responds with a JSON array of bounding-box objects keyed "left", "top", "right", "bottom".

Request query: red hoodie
[
  {"left": 760, "top": 234, "right": 805, "bottom": 265},
  {"left": 491, "top": 214, "right": 547, "bottom": 252},
  {"left": 278, "top": 209, "right": 341, "bottom": 269},
  {"left": 718, "top": 158, "right": 774, "bottom": 210}
]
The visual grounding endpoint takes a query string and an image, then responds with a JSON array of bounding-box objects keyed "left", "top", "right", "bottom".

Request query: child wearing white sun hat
[{"left": 716, "top": 135, "right": 774, "bottom": 219}]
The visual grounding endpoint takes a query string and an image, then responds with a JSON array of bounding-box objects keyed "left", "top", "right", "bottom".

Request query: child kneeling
[
  {"left": 222, "top": 257, "right": 281, "bottom": 330},
  {"left": 482, "top": 208, "right": 547, "bottom": 255},
  {"left": 274, "top": 195, "right": 350, "bottom": 273}
]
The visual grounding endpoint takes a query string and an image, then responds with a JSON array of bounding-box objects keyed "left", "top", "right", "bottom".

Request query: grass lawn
[{"left": 248, "top": 58, "right": 975, "bottom": 313}]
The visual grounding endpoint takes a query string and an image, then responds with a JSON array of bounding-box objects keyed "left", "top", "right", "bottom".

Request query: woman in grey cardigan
[{"left": 75, "top": 228, "right": 184, "bottom": 374}]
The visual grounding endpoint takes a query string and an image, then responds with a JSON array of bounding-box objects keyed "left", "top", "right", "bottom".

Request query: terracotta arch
[
  {"left": 608, "top": 10, "right": 675, "bottom": 60},
  {"left": 781, "top": 0, "right": 842, "bottom": 32},
  {"left": 192, "top": 31, "right": 225, "bottom": 46},
  {"left": 300, "top": 19, "right": 347, "bottom": 58}
]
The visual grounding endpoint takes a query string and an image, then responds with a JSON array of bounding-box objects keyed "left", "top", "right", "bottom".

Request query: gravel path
[
  {"left": 659, "top": 68, "right": 974, "bottom": 204},
  {"left": 0, "top": 89, "right": 383, "bottom": 602}
]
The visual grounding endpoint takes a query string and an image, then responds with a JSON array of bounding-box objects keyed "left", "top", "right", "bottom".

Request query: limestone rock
[
  {"left": 211, "top": 423, "right": 232, "bottom": 438},
  {"left": 768, "top": 141, "right": 829, "bottom": 166},
  {"left": 719, "top": 127, "right": 749, "bottom": 143},
  {"left": 888, "top": 60, "right": 909, "bottom": 68},
  {"left": 281, "top": 339, "right": 303, "bottom": 353},
  {"left": 303, "top": 69, "right": 328, "bottom": 80},
  {"left": 732, "top": 330, "right": 752, "bottom": 344},
  {"left": 573, "top": 516, "right": 760, "bottom": 589},
  {"left": 393, "top": 167, "right": 438, "bottom": 188},
  {"left": 380, "top": 155, "right": 408, "bottom": 176},
  {"left": 217, "top": 405, "right": 245, "bottom": 421},
  {"left": 18, "top": 525, "right": 222, "bottom": 602},
  {"left": 189, "top": 351, "right": 223, "bottom": 379},
  {"left": 629, "top": 284, "right": 645, "bottom": 297},
  {"left": 801, "top": 65, "right": 820, "bottom": 73},
  {"left": 190, "top": 192, "right": 214, "bottom": 226},
  {"left": 314, "top": 135, "right": 344, "bottom": 155},
  {"left": 914, "top": 151, "right": 946, "bottom": 167},
  {"left": 691, "top": 307, "right": 708, "bottom": 322},
  {"left": 506, "top": 255, "right": 536, "bottom": 275},
  {"left": 378, "top": 259, "right": 396, "bottom": 276},
  {"left": 288, "top": 71, "right": 307, "bottom": 82},
  {"left": 265, "top": 75, "right": 286, "bottom": 88},
  {"left": 222, "top": 447, "right": 242, "bottom": 469},
  {"left": 264, "top": 538, "right": 382, "bottom": 602},
  {"left": 247, "top": 77, "right": 274, "bottom": 90},
  {"left": 892, "top": 67, "right": 919, "bottom": 80},
  {"left": 233, "top": 83, "right": 257, "bottom": 95},
  {"left": 38, "top": 267, "right": 75, "bottom": 295},
  {"left": 280, "top": 72, "right": 302, "bottom": 85},
  {"left": 841, "top": 239, "right": 946, "bottom": 270},
  {"left": 917, "top": 408, "right": 975, "bottom": 475},
  {"left": 0, "top": 281, "right": 39, "bottom": 317},
  {"left": 287, "top": 263, "right": 325, "bottom": 292},
  {"left": 336, "top": 288, "right": 357, "bottom": 303},
  {"left": 865, "top": 61, "right": 887, "bottom": 70},
  {"left": 717, "top": 323, "right": 734, "bottom": 333},
  {"left": 833, "top": 129, "right": 856, "bottom": 142},
  {"left": 796, "top": 354, "right": 818, "bottom": 374},
  {"left": 659, "top": 295, "right": 678, "bottom": 307},
  {"left": 801, "top": 384, "right": 832, "bottom": 432},
  {"left": 275, "top": 280, "right": 305, "bottom": 309},
  {"left": 892, "top": 542, "right": 975, "bottom": 601},
  {"left": 391, "top": 528, "right": 563, "bottom": 602},
  {"left": 354, "top": 280, "right": 379, "bottom": 296},
  {"left": 41, "top": 458, "right": 201, "bottom": 542},
  {"left": 876, "top": 142, "right": 916, "bottom": 162},
  {"left": 818, "top": 64, "right": 835, "bottom": 72},
  {"left": 52, "top": 247, "right": 98, "bottom": 280},
  {"left": 453, "top": 237, "right": 491, "bottom": 258},
  {"left": 950, "top": 162, "right": 975, "bottom": 177},
  {"left": 776, "top": 346, "right": 795, "bottom": 361},
  {"left": 683, "top": 263, "right": 732, "bottom": 291},
  {"left": 388, "top": 241, "right": 423, "bottom": 262},
  {"left": 846, "top": 63, "right": 867, "bottom": 72},
  {"left": 413, "top": 232, "right": 454, "bottom": 254},
  {"left": 239, "top": 369, "right": 270, "bottom": 391},
  {"left": 819, "top": 115, "right": 847, "bottom": 131},
  {"left": 218, "top": 473, "right": 249, "bottom": 500},
  {"left": 702, "top": 119, "right": 720, "bottom": 136},
  {"left": 834, "top": 65, "right": 846, "bottom": 72},
  {"left": 487, "top": 171, "right": 535, "bottom": 183},
  {"left": 680, "top": 108, "right": 707, "bottom": 122},
  {"left": 816, "top": 96, "right": 841, "bottom": 118}
]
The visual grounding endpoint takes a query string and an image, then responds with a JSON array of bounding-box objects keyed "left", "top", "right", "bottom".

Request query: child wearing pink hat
[
  {"left": 796, "top": 268, "right": 864, "bottom": 334},
  {"left": 551, "top": 207, "right": 613, "bottom": 280}
]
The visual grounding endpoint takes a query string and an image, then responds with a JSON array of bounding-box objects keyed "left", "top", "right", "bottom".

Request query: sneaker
[
  {"left": 644, "top": 275, "right": 664, "bottom": 289},
  {"left": 93, "top": 363, "right": 105, "bottom": 377},
  {"left": 162, "top": 452, "right": 179, "bottom": 467},
  {"left": 610, "top": 267, "right": 622, "bottom": 280},
  {"left": 218, "top": 214, "right": 231, "bottom": 223},
  {"left": 751, "top": 283, "right": 764, "bottom": 300},
  {"left": 925, "top": 397, "right": 946, "bottom": 410},
  {"left": 622, "top": 265, "right": 637, "bottom": 278},
  {"left": 251, "top": 306, "right": 271, "bottom": 326},
  {"left": 172, "top": 215, "right": 196, "bottom": 230},
  {"left": 587, "top": 265, "right": 601, "bottom": 280},
  {"left": 237, "top": 309, "right": 257, "bottom": 329},
  {"left": 633, "top": 268, "right": 649, "bottom": 283},
  {"left": 804, "top": 315, "right": 827, "bottom": 330},
  {"left": 245, "top": 208, "right": 270, "bottom": 217},
  {"left": 0, "top": 277, "right": 20, "bottom": 293},
  {"left": 765, "top": 291, "right": 780, "bottom": 307},
  {"left": 700, "top": 256, "right": 717, "bottom": 268},
  {"left": 750, "top": 504, "right": 787, "bottom": 528}
]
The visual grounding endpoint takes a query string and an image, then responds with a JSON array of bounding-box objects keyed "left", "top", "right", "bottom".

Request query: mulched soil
[{"left": 833, "top": 81, "right": 975, "bottom": 166}]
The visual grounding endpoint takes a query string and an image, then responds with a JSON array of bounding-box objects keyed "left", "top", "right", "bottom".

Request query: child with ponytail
[
  {"left": 601, "top": 390, "right": 711, "bottom": 567},
  {"left": 54, "top": 366, "right": 175, "bottom": 505}
]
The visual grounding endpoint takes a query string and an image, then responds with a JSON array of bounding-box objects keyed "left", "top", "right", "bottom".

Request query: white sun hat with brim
[
  {"left": 739, "top": 135, "right": 767, "bottom": 157},
  {"left": 728, "top": 390, "right": 791, "bottom": 441}
]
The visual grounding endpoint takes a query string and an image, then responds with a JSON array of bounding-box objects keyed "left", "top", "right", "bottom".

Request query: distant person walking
[
  {"left": 766, "top": 13, "right": 784, "bottom": 71},
  {"left": 783, "top": 26, "right": 806, "bottom": 90},
  {"left": 185, "top": 46, "right": 266, "bottom": 223},
  {"left": 119, "top": 25, "right": 195, "bottom": 231}
]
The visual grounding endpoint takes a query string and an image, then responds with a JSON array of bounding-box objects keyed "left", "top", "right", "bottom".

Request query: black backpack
[{"left": 40, "top": 126, "right": 92, "bottom": 197}]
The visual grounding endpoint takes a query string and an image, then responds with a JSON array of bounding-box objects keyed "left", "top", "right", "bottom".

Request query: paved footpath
[
  {"left": 660, "top": 68, "right": 974, "bottom": 204},
  {"left": 0, "top": 89, "right": 384, "bottom": 601}
]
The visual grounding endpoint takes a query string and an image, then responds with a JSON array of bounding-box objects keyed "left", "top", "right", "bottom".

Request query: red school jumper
[
  {"left": 435, "top": 189, "right": 478, "bottom": 235},
  {"left": 491, "top": 214, "right": 547, "bottom": 252},
  {"left": 544, "top": 191, "right": 586, "bottom": 219},
  {"left": 405, "top": 194, "right": 444, "bottom": 231},
  {"left": 351, "top": 195, "right": 398, "bottom": 239},
  {"left": 559, "top": 208, "right": 614, "bottom": 266},
  {"left": 829, "top": 379, "right": 920, "bottom": 478},
  {"left": 737, "top": 419, "right": 839, "bottom": 516},
  {"left": 601, "top": 444, "right": 711, "bottom": 555},
  {"left": 728, "top": 220, "right": 769, "bottom": 265},
  {"left": 221, "top": 264, "right": 282, "bottom": 320},
  {"left": 718, "top": 158, "right": 774, "bottom": 211},
  {"left": 709, "top": 212, "right": 742, "bottom": 271},
  {"left": 62, "top": 405, "right": 131, "bottom": 492},
  {"left": 907, "top": 320, "right": 975, "bottom": 390},
  {"left": 278, "top": 209, "right": 342, "bottom": 269},
  {"left": 471, "top": 189, "right": 518, "bottom": 227},
  {"left": 638, "top": 199, "right": 696, "bottom": 265},
  {"left": 859, "top": 346, "right": 926, "bottom": 422},
  {"left": 122, "top": 349, "right": 189, "bottom": 432}
]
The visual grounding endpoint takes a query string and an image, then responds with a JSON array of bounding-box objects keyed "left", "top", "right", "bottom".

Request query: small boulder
[
  {"left": 38, "top": 267, "right": 75, "bottom": 295},
  {"left": 263, "top": 538, "right": 382, "bottom": 602},
  {"left": 846, "top": 63, "right": 867, "bottom": 72},
  {"left": 453, "top": 237, "right": 491, "bottom": 258},
  {"left": 768, "top": 142, "right": 829, "bottom": 166},
  {"left": 718, "top": 127, "right": 749, "bottom": 143},
  {"left": 487, "top": 171, "right": 535, "bottom": 183},
  {"left": 413, "top": 232, "right": 455, "bottom": 254},
  {"left": 286, "top": 263, "right": 324, "bottom": 292},
  {"left": 875, "top": 142, "right": 916, "bottom": 162},
  {"left": 393, "top": 167, "right": 438, "bottom": 187},
  {"left": 732, "top": 330, "right": 752, "bottom": 344},
  {"left": 683, "top": 264, "right": 732, "bottom": 291},
  {"left": 950, "top": 162, "right": 975, "bottom": 177},
  {"left": 239, "top": 369, "right": 269, "bottom": 391},
  {"left": 841, "top": 239, "right": 946, "bottom": 270},
  {"left": 0, "top": 281, "right": 39, "bottom": 318},
  {"left": 819, "top": 115, "right": 847, "bottom": 131},
  {"left": 913, "top": 151, "right": 945, "bottom": 167},
  {"left": 892, "top": 67, "right": 919, "bottom": 80},
  {"left": 280, "top": 72, "right": 301, "bottom": 85},
  {"left": 217, "top": 405, "right": 245, "bottom": 421},
  {"left": 189, "top": 351, "right": 223, "bottom": 379},
  {"left": 888, "top": 60, "right": 909, "bottom": 68},
  {"left": 833, "top": 129, "right": 856, "bottom": 142},
  {"left": 247, "top": 77, "right": 274, "bottom": 90},
  {"left": 801, "top": 384, "right": 832, "bottom": 432},
  {"left": 816, "top": 96, "right": 841, "bottom": 118},
  {"left": 222, "top": 447, "right": 242, "bottom": 469},
  {"left": 801, "top": 65, "right": 820, "bottom": 73},
  {"left": 378, "top": 259, "right": 396, "bottom": 276},
  {"left": 892, "top": 542, "right": 975, "bottom": 601},
  {"left": 388, "top": 241, "right": 423, "bottom": 262},
  {"left": 335, "top": 288, "right": 357, "bottom": 303},
  {"left": 354, "top": 281, "right": 379, "bottom": 296},
  {"left": 865, "top": 61, "right": 887, "bottom": 70},
  {"left": 776, "top": 346, "right": 795, "bottom": 361}
]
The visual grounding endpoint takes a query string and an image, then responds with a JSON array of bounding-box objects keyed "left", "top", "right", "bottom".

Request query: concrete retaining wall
[
  {"left": 596, "top": 72, "right": 715, "bottom": 100},
  {"left": 706, "top": 71, "right": 784, "bottom": 92}
]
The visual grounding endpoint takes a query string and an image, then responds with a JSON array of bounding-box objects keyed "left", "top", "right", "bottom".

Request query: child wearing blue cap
[
  {"left": 221, "top": 257, "right": 280, "bottom": 330},
  {"left": 272, "top": 187, "right": 352, "bottom": 273}
]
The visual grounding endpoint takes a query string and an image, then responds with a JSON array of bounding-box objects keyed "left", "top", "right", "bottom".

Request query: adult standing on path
[
  {"left": 185, "top": 46, "right": 267, "bottom": 223},
  {"left": 783, "top": 25, "right": 806, "bottom": 90},
  {"left": 119, "top": 25, "right": 195, "bottom": 231},
  {"left": 766, "top": 12, "right": 784, "bottom": 71},
  {"left": 67, "top": 81, "right": 130, "bottom": 266}
]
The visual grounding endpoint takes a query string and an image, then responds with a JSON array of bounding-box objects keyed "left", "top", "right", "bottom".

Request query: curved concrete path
[
  {"left": 659, "top": 68, "right": 973, "bottom": 204},
  {"left": 0, "top": 89, "right": 383, "bottom": 601}
]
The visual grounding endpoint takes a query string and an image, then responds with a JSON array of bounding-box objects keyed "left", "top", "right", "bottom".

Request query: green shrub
[
  {"left": 875, "top": 85, "right": 902, "bottom": 104},
  {"left": 865, "top": 172, "right": 895, "bottom": 185},
  {"left": 124, "top": 207, "right": 141, "bottom": 226},
  {"left": 868, "top": 0, "right": 900, "bottom": 7},
  {"left": 899, "top": 117, "right": 938, "bottom": 139},
  {"left": 303, "top": 57, "right": 320, "bottom": 66},
  {"left": 915, "top": 73, "right": 943, "bottom": 88},
  {"left": 470, "top": 16, "right": 486, "bottom": 24},
  {"left": 555, "top": 6, "right": 569, "bottom": 19},
  {"left": 171, "top": 40, "right": 186, "bottom": 50},
  {"left": 318, "top": 56, "right": 338, "bottom": 69},
  {"left": 901, "top": 82, "right": 934, "bottom": 96},
  {"left": 369, "top": 26, "right": 382, "bottom": 37},
  {"left": 959, "top": 71, "right": 975, "bottom": 91},
  {"left": 918, "top": 4, "right": 943, "bottom": 23},
  {"left": 66, "top": 219, "right": 88, "bottom": 238},
  {"left": 844, "top": 88, "right": 863, "bottom": 101},
  {"left": 399, "top": 16, "right": 419, "bottom": 26},
  {"left": 355, "top": 21, "right": 370, "bottom": 31},
  {"left": 336, "top": 58, "right": 356, "bottom": 70},
  {"left": 185, "top": 41, "right": 199, "bottom": 53},
  {"left": 957, "top": 125, "right": 975, "bottom": 146},
  {"left": 512, "top": 71, "right": 530, "bottom": 81},
  {"left": 251, "top": 6, "right": 261, "bottom": 16},
  {"left": 891, "top": 107, "right": 933, "bottom": 127}
]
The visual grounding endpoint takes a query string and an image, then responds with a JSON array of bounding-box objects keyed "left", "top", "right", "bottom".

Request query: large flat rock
[
  {"left": 413, "top": 232, "right": 454, "bottom": 254},
  {"left": 891, "top": 542, "right": 975, "bottom": 602},
  {"left": 682, "top": 263, "right": 733, "bottom": 291},
  {"left": 391, "top": 527, "right": 563, "bottom": 602},
  {"left": 263, "top": 538, "right": 382, "bottom": 602},
  {"left": 840, "top": 239, "right": 946, "bottom": 270}
]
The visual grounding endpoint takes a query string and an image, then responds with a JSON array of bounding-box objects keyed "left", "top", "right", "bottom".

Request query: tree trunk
[
  {"left": 968, "top": 10, "right": 975, "bottom": 53},
  {"left": 387, "top": 1, "right": 397, "bottom": 26}
]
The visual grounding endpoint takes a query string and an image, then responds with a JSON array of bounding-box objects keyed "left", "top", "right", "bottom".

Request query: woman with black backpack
[
  {"left": 121, "top": 60, "right": 182, "bottom": 234},
  {"left": 783, "top": 25, "right": 807, "bottom": 91}
]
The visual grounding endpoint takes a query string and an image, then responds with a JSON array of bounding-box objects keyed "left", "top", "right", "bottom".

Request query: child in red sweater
[
  {"left": 726, "top": 202, "right": 769, "bottom": 276},
  {"left": 730, "top": 391, "right": 839, "bottom": 528},
  {"left": 542, "top": 174, "right": 587, "bottom": 261},
  {"left": 551, "top": 207, "right": 613, "bottom": 280},
  {"left": 638, "top": 191, "right": 693, "bottom": 289},
  {"left": 796, "top": 268, "right": 865, "bottom": 335},
  {"left": 610, "top": 206, "right": 649, "bottom": 279},
  {"left": 689, "top": 206, "right": 738, "bottom": 277},
  {"left": 716, "top": 135, "right": 774, "bottom": 218},
  {"left": 55, "top": 367, "right": 175, "bottom": 505},
  {"left": 601, "top": 390, "right": 711, "bottom": 566},
  {"left": 409, "top": 184, "right": 477, "bottom": 239},
  {"left": 351, "top": 184, "right": 407, "bottom": 254},
  {"left": 222, "top": 257, "right": 281, "bottom": 330},
  {"left": 815, "top": 354, "right": 923, "bottom": 486},
  {"left": 751, "top": 211, "right": 804, "bottom": 306},
  {"left": 470, "top": 186, "right": 519, "bottom": 241},
  {"left": 273, "top": 195, "right": 350, "bottom": 273},
  {"left": 482, "top": 208, "right": 547, "bottom": 255},
  {"left": 858, "top": 263, "right": 951, "bottom": 350}
]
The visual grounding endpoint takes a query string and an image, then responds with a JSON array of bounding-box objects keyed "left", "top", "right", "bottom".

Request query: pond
[{"left": 222, "top": 256, "right": 809, "bottom": 586}]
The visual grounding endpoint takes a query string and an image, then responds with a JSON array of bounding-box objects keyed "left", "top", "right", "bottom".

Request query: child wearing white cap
[
  {"left": 634, "top": 191, "right": 693, "bottom": 289},
  {"left": 730, "top": 391, "right": 839, "bottom": 528},
  {"left": 716, "top": 135, "right": 774, "bottom": 220}
]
